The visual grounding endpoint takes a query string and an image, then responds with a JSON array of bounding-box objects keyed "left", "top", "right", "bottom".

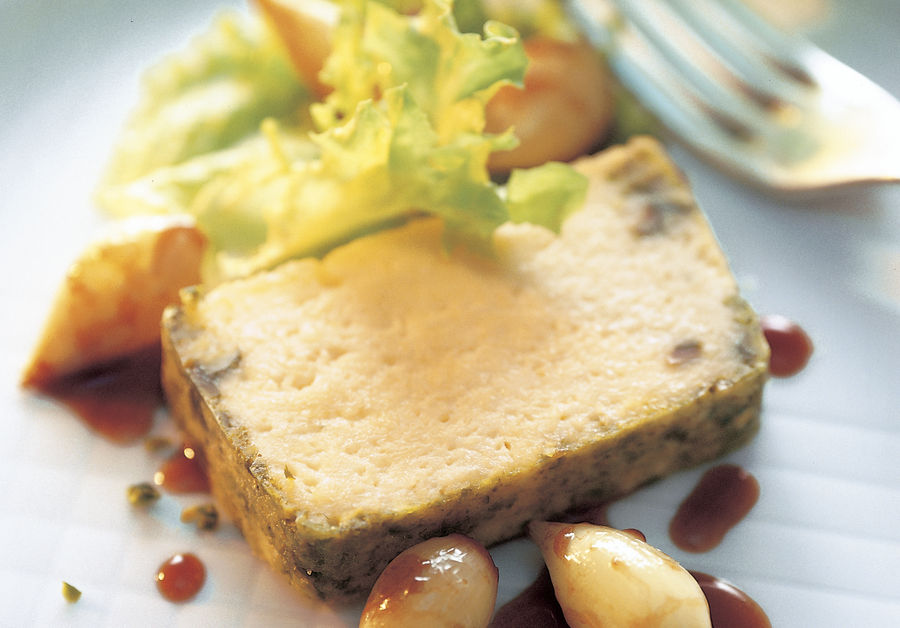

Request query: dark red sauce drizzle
[
  {"left": 489, "top": 568, "right": 567, "bottom": 628},
  {"left": 760, "top": 314, "right": 813, "bottom": 377},
  {"left": 155, "top": 444, "right": 210, "bottom": 494},
  {"left": 156, "top": 552, "right": 206, "bottom": 602},
  {"left": 670, "top": 464, "right": 759, "bottom": 553},
  {"left": 692, "top": 571, "right": 771, "bottom": 628},
  {"left": 35, "top": 345, "right": 163, "bottom": 444}
]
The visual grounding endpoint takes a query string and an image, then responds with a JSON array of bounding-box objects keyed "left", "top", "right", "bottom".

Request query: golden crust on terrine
[{"left": 160, "top": 137, "right": 769, "bottom": 599}]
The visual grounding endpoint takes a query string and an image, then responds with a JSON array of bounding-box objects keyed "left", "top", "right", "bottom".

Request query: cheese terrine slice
[{"left": 161, "top": 137, "right": 769, "bottom": 599}]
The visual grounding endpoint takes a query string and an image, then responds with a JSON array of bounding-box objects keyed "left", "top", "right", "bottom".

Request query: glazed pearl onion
[
  {"left": 359, "top": 534, "right": 499, "bottom": 628},
  {"left": 529, "top": 521, "right": 711, "bottom": 628}
]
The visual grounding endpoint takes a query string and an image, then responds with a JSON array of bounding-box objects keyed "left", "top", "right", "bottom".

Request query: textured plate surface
[{"left": 1, "top": 1, "right": 898, "bottom": 625}]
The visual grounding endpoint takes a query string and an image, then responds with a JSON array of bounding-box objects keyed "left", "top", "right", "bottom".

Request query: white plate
[{"left": 2, "top": 1, "right": 898, "bottom": 626}]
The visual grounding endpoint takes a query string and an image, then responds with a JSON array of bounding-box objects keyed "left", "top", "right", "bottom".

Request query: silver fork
[{"left": 567, "top": 0, "right": 900, "bottom": 194}]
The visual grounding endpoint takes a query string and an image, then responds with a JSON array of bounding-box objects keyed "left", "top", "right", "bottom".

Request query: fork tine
[
  {"left": 707, "top": 0, "right": 817, "bottom": 87},
  {"left": 567, "top": 0, "right": 900, "bottom": 191},
  {"left": 574, "top": 0, "right": 764, "bottom": 143},
  {"left": 666, "top": 0, "right": 810, "bottom": 108},
  {"left": 611, "top": 0, "right": 762, "bottom": 121},
  {"left": 614, "top": 0, "right": 812, "bottom": 127}
]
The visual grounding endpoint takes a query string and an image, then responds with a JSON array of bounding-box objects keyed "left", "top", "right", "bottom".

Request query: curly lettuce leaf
[
  {"left": 237, "top": 86, "right": 512, "bottom": 274},
  {"left": 215, "top": 0, "right": 586, "bottom": 278},
  {"left": 98, "top": 12, "right": 312, "bottom": 189},
  {"left": 314, "top": 0, "right": 527, "bottom": 142},
  {"left": 97, "top": 126, "right": 318, "bottom": 267},
  {"left": 99, "top": 0, "right": 588, "bottom": 283}
]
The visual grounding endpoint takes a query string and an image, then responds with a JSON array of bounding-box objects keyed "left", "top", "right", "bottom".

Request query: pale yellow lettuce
[{"left": 98, "top": 1, "right": 587, "bottom": 283}]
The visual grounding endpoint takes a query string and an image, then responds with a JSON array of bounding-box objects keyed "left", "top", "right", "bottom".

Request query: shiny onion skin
[
  {"left": 359, "top": 534, "right": 499, "bottom": 628},
  {"left": 529, "top": 522, "right": 711, "bottom": 628}
]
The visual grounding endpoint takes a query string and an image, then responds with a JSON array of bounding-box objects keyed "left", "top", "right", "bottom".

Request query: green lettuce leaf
[
  {"left": 98, "top": 0, "right": 588, "bottom": 283},
  {"left": 506, "top": 162, "right": 590, "bottom": 233},
  {"left": 97, "top": 125, "right": 318, "bottom": 270},
  {"left": 313, "top": 0, "right": 527, "bottom": 142},
  {"left": 98, "top": 12, "right": 312, "bottom": 189}
]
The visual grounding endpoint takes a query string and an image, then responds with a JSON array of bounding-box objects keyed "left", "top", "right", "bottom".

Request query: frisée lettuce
[
  {"left": 99, "top": 12, "right": 313, "bottom": 189},
  {"left": 97, "top": 0, "right": 587, "bottom": 282}
]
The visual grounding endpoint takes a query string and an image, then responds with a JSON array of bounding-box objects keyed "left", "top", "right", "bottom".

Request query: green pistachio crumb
[
  {"left": 62, "top": 581, "right": 81, "bottom": 603},
  {"left": 180, "top": 503, "right": 219, "bottom": 531},
  {"left": 143, "top": 436, "right": 174, "bottom": 453},
  {"left": 126, "top": 482, "right": 161, "bottom": 506}
]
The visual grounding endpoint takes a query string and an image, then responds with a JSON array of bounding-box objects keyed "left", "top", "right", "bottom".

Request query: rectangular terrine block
[{"left": 160, "top": 137, "right": 769, "bottom": 599}]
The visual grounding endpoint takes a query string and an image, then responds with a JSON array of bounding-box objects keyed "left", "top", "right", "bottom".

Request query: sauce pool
[
  {"left": 155, "top": 444, "right": 210, "bottom": 494},
  {"left": 669, "top": 464, "right": 760, "bottom": 553},
  {"left": 156, "top": 553, "right": 206, "bottom": 602},
  {"left": 692, "top": 571, "right": 772, "bottom": 628},
  {"left": 35, "top": 345, "right": 163, "bottom": 444},
  {"left": 489, "top": 568, "right": 567, "bottom": 628}
]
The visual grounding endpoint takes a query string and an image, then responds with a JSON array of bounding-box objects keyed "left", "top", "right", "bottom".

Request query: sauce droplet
[
  {"left": 691, "top": 571, "right": 771, "bottom": 628},
  {"left": 760, "top": 314, "right": 813, "bottom": 377},
  {"left": 670, "top": 464, "right": 759, "bottom": 553},
  {"left": 155, "top": 444, "right": 210, "bottom": 493},
  {"left": 156, "top": 553, "right": 206, "bottom": 603},
  {"left": 489, "top": 568, "right": 568, "bottom": 628},
  {"left": 35, "top": 345, "right": 163, "bottom": 444}
]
